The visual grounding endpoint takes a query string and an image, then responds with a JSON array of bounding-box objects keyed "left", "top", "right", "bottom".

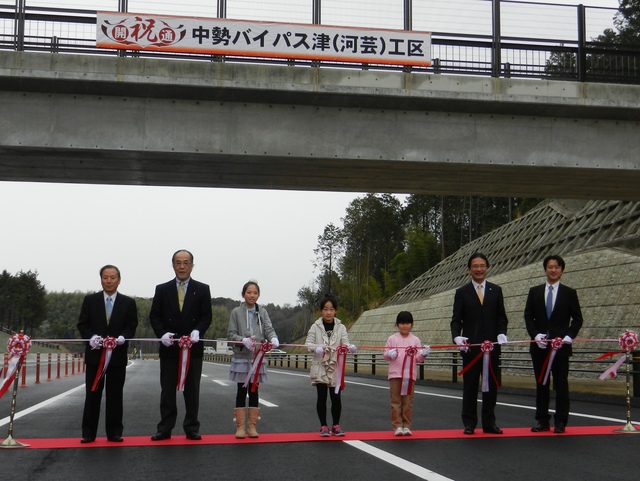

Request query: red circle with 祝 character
[
  {"left": 619, "top": 331, "right": 639, "bottom": 352},
  {"left": 405, "top": 346, "right": 418, "bottom": 356},
  {"left": 480, "top": 340, "right": 494, "bottom": 352}
]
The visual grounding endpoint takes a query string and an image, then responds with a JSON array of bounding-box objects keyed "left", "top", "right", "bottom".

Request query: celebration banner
[{"left": 97, "top": 12, "right": 432, "bottom": 67}]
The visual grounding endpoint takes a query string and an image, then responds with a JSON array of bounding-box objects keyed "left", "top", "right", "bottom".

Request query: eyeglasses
[{"left": 173, "top": 261, "right": 192, "bottom": 267}]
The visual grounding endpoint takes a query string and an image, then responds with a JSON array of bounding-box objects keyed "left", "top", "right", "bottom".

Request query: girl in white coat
[{"left": 305, "top": 294, "right": 356, "bottom": 437}]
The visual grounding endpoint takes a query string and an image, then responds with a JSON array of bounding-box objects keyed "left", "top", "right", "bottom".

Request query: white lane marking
[
  {"left": 345, "top": 440, "right": 455, "bottom": 481},
  {"left": 213, "top": 380, "right": 229, "bottom": 386},
  {"left": 270, "top": 369, "right": 639, "bottom": 425},
  {"left": 0, "top": 384, "right": 84, "bottom": 427},
  {"left": 259, "top": 399, "right": 278, "bottom": 407}
]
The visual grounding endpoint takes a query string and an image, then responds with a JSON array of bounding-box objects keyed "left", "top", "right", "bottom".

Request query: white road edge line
[
  {"left": 345, "top": 440, "right": 455, "bottom": 481},
  {"left": 0, "top": 384, "right": 84, "bottom": 427}
]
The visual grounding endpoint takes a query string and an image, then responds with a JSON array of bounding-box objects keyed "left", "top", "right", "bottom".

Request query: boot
[
  {"left": 234, "top": 408, "right": 246, "bottom": 439},
  {"left": 247, "top": 407, "right": 261, "bottom": 438}
]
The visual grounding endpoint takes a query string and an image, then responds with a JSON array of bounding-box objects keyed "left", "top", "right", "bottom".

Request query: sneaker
[
  {"left": 331, "top": 424, "right": 345, "bottom": 436},
  {"left": 320, "top": 426, "right": 330, "bottom": 437},
  {"left": 403, "top": 427, "right": 412, "bottom": 436},
  {"left": 394, "top": 427, "right": 404, "bottom": 436}
]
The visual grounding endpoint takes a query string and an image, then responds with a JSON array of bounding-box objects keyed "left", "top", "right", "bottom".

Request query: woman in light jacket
[
  {"left": 305, "top": 294, "right": 356, "bottom": 437},
  {"left": 228, "top": 280, "right": 278, "bottom": 438}
]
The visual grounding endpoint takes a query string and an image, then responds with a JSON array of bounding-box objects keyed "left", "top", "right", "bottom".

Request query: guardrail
[
  {"left": 206, "top": 349, "right": 640, "bottom": 397},
  {"left": 0, "top": 2, "right": 638, "bottom": 83}
]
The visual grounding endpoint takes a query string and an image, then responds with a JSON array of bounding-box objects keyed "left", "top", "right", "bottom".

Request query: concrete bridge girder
[{"left": 0, "top": 51, "right": 638, "bottom": 199}]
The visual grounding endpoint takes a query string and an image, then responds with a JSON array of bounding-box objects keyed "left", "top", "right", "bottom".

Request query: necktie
[
  {"left": 178, "top": 281, "right": 185, "bottom": 311},
  {"left": 546, "top": 285, "right": 553, "bottom": 318},
  {"left": 106, "top": 296, "right": 113, "bottom": 321},
  {"left": 477, "top": 284, "right": 483, "bottom": 305}
]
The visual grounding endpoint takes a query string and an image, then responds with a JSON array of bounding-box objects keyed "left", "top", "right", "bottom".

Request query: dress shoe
[
  {"left": 531, "top": 423, "right": 550, "bottom": 432},
  {"left": 482, "top": 425, "right": 503, "bottom": 434},
  {"left": 107, "top": 436, "right": 124, "bottom": 442},
  {"left": 151, "top": 432, "right": 171, "bottom": 441},
  {"left": 186, "top": 432, "right": 202, "bottom": 440},
  {"left": 463, "top": 426, "right": 475, "bottom": 435},
  {"left": 80, "top": 437, "right": 95, "bottom": 444},
  {"left": 554, "top": 423, "right": 566, "bottom": 433}
]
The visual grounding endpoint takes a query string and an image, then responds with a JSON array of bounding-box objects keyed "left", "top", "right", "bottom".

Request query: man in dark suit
[
  {"left": 451, "top": 252, "right": 508, "bottom": 435},
  {"left": 77, "top": 264, "right": 138, "bottom": 444},
  {"left": 525, "top": 254, "right": 583, "bottom": 434},
  {"left": 149, "top": 249, "right": 212, "bottom": 441}
]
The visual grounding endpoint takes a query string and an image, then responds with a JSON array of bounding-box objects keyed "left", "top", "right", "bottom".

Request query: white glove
[
  {"left": 420, "top": 346, "right": 431, "bottom": 357},
  {"left": 497, "top": 334, "right": 508, "bottom": 345},
  {"left": 535, "top": 333, "right": 547, "bottom": 349},
  {"left": 270, "top": 337, "right": 279, "bottom": 348},
  {"left": 387, "top": 348, "right": 398, "bottom": 360},
  {"left": 161, "top": 332, "right": 175, "bottom": 347},
  {"left": 315, "top": 345, "right": 326, "bottom": 355},
  {"left": 116, "top": 335, "right": 125, "bottom": 345},
  {"left": 190, "top": 330, "right": 200, "bottom": 343},
  {"left": 454, "top": 336, "right": 469, "bottom": 353},
  {"left": 348, "top": 344, "right": 357, "bottom": 354},
  {"left": 89, "top": 335, "right": 103, "bottom": 350},
  {"left": 242, "top": 337, "right": 255, "bottom": 351},
  {"left": 562, "top": 335, "right": 573, "bottom": 344}
]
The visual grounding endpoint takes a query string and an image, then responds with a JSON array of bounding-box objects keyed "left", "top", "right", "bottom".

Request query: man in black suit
[
  {"left": 149, "top": 249, "right": 212, "bottom": 441},
  {"left": 451, "top": 252, "right": 508, "bottom": 435},
  {"left": 77, "top": 265, "right": 138, "bottom": 444},
  {"left": 525, "top": 254, "right": 583, "bottom": 434}
]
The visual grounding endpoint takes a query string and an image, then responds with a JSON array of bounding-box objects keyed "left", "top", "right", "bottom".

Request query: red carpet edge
[{"left": 9, "top": 425, "right": 627, "bottom": 449}]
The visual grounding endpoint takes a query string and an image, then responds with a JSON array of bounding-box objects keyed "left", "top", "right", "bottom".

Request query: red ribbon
[
  {"left": 91, "top": 336, "right": 117, "bottom": 391},
  {"left": 538, "top": 337, "right": 563, "bottom": 385},
  {"left": 0, "top": 333, "right": 31, "bottom": 399},
  {"left": 176, "top": 335, "right": 193, "bottom": 391},
  {"left": 334, "top": 344, "right": 350, "bottom": 394},
  {"left": 597, "top": 331, "right": 639, "bottom": 380},
  {"left": 457, "top": 340, "right": 499, "bottom": 392},
  {"left": 400, "top": 346, "right": 417, "bottom": 396},
  {"left": 244, "top": 341, "right": 272, "bottom": 393}
]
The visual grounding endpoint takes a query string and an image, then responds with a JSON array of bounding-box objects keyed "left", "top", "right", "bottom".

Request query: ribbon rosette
[
  {"left": 480, "top": 340, "right": 497, "bottom": 392},
  {"left": 597, "top": 330, "right": 639, "bottom": 380},
  {"left": 538, "top": 337, "right": 563, "bottom": 385},
  {"left": 458, "top": 340, "right": 500, "bottom": 392},
  {"left": 400, "top": 346, "right": 418, "bottom": 396},
  {"left": 0, "top": 333, "right": 32, "bottom": 399},
  {"left": 243, "top": 341, "right": 272, "bottom": 392},
  {"left": 176, "top": 335, "right": 194, "bottom": 391},
  {"left": 91, "top": 336, "right": 117, "bottom": 391},
  {"left": 334, "top": 344, "right": 350, "bottom": 394}
]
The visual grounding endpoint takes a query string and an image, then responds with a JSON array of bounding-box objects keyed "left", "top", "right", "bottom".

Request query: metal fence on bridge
[{"left": 0, "top": 0, "right": 638, "bottom": 83}]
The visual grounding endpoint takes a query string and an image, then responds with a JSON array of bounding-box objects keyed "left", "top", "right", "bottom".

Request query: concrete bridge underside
[{"left": 0, "top": 51, "right": 639, "bottom": 199}]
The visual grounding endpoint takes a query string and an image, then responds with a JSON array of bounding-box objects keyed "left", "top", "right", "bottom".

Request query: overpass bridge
[{"left": 0, "top": 50, "right": 639, "bottom": 199}]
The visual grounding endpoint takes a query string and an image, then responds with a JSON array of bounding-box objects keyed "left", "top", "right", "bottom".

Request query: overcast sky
[{"left": 0, "top": 181, "right": 389, "bottom": 305}]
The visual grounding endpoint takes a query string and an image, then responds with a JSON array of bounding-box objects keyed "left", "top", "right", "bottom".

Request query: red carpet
[{"left": 6, "top": 425, "right": 628, "bottom": 449}]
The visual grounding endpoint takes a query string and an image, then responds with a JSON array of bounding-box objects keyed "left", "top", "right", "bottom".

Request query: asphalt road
[{"left": 1, "top": 359, "right": 638, "bottom": 481}]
